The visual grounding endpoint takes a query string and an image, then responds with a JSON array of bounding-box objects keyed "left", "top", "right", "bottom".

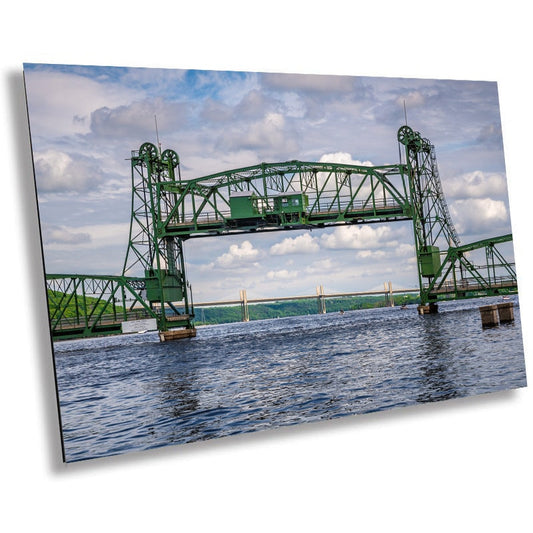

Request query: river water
[{"left": 53, "top": 296, "right": 527, "bottom": 462}]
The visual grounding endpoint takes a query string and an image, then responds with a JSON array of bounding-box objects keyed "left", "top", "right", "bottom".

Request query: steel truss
[
  {"left": 46, "top": 274, "right": 153, "bottom": 340},
  {"left": 45, "top": 126, "right": 518, "bottom": 340},
  {"left": 122, "top": 143, "right": 194, "bottom": 333},
  {"left": 423, "top": 234, "right": 517, "bottom": 302},
  {"left": 155, "top": 161, "right": 411, "bottom": 237}
]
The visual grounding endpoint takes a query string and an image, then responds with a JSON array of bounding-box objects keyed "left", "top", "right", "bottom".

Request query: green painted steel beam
[
  {"left": 43, "top": 127, "right": 519, "bottom": 340},
  {"left": 155, "top": 160, "right": 412, "bottom": 239},
  {"left": 447, "top": 233, "right": 512, "bottom": 253},
  {"left": 421, "top": 233, "right": 516, "bottom": 304},
  {"left": 46, "top": 273, "right": 164, "bottom": 340}
]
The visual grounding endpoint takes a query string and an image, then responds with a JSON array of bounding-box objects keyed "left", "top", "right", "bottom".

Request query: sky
[{"left": 24, "top": 63, "right": 514, "bottom": 301}]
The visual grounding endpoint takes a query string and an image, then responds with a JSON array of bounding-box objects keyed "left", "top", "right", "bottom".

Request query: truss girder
[
  {"left": 156, "top": 161, "right": 411, "bottom": 237},
  {"left": 45, "top": 274, "right": 156, "bottom": 339},
  {"left": 422, "top": 234, "right": 517, "bottom": 302}
]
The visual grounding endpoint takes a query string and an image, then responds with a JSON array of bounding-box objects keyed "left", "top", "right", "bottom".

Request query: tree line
[{"left": 193, "top": 294, "right": 420, "bottom": 325}]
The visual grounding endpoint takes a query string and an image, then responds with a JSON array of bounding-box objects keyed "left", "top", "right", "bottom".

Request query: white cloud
[
  {"left": 214, "top": 240, "right": 260, "bottom": 268},
  {"left": 304, "top": 258, "right": 335, "bottom": 274},
  {"left": 200, "top": 98, "right": 233, "bottom": 123},
  {"left": 476, "top": 123, "right": 503, "bottom": 146},
  {"left": 34, "top": 150, "right": 102, "bottom": 193},
  {"left": 24, "top": 69, "right": 140, "bottom": 137},
  {"left": 262, "top": 73, "right": 355, "bottom": 94},
  {"left": 218, "top": 112, "right": 298, "bottom": 154},
  {"left": 280, "top": 92, "right": 306, "bottom": 118},
  {"left": 44, "top": 223, "right": 130, "bottom": 251},
  {"left": 316, "top": 153, "right": 375, "bottom": 194},
  {"left": 395, "top": 90, "right": 426, "bottom": 109},
  {"left": 90, "top": 97, "right": 188, "bottom": 138},
  {"left": 394, "top": 243, "right": 415, "bottom": 257},
  {"left": 450, "top": 198, "right": 508, "bottom": 235},
  {"left": 444, "top": 170, "right": 508, "bottom": 200},
  {"left": 266, "top": 269, "right": 299, "bottom": 280},
  {"left": 270, "top": 233, "right": 320, "bottom": 255},
  {"left": 233, "top": 89, "right": 274, "bottom": 119},
  {"left": 319, "top": 152, "right": 373, "bottom": 166},
  {"left": 356, "top": 250, "right": 387, "bottom": 259},
  {"left": 320, "top": 225, "right": 395, "bottom": 250},
  {"left": 43, "top": 225, "right": 91, "bottom": 245}
]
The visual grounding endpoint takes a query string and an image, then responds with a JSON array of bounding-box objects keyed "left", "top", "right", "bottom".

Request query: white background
[{"left": 2, "top": 2, "right": 531, "bottom": 531}]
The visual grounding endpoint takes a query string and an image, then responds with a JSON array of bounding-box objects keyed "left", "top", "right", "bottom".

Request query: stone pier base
[
  {"left": 159, "top": 328, "right": 197, "bottom": 342},
  {"left": 479, "top": 305, "right": 498, "bottom": 327},
  {"left": 479, "top": 302, "right": 514, "bottom": 327},
  {"left": 417, "top": 303, "right": 439, "bottom": 315},
  {"left": 497, "top": 302, "right": 514, "bottom": 323}
]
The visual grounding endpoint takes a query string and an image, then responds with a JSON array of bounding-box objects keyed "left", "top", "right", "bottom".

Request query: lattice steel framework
[
  {"left": 45, "top": 125, "right": 517, "bottom": 340},
  {"left": 153, "top": 160, "right": 411, "bottom": 237},
  {"left": 46, "top": 274, "right": 154, "bottom": 340},
  {"left": 122, "top": 143, "right": 194, "bottom": 332},
  {"left": 397, "top": 125, "right": 516, "bottom": 304}
]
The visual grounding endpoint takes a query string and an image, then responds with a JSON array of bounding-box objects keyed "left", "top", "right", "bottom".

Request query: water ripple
[{"left": 54, "top": 296, "right": 527, "bottom": 461}]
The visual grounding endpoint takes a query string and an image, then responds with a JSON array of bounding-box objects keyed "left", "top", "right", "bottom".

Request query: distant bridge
[{"left": 194, "top": 283, "right": 419, "bottom": 321}]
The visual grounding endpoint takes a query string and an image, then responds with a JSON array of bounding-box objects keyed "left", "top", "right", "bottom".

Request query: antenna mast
[{"left": 154, "top": 115, "right": 161, "bottom": 155}]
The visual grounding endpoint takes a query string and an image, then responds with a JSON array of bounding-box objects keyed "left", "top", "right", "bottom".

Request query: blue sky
[{"left": 24, "top": 63, "right": 513, "bottom": 301}]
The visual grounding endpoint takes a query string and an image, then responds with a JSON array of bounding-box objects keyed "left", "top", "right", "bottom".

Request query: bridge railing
[
  {"left": 166, "top": 196, "right": 404, "bottom": 227},
  {"left": 52, "top": 309, "right": 156, "bottom": 331},
  {"left": 424, "top": 275, "right": 517, "bottom": 294}
]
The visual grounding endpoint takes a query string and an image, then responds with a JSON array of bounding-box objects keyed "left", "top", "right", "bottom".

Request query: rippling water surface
[{"left": 54, "top": 296, "right": 527, "bottom": 462}]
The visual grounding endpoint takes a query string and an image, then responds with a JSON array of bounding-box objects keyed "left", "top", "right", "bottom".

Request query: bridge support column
[
  {"left": 479, "top": 304, "right": 498, "bottom": 327},
  {"left": 385, "top": 281, "right": 394, "bottom": 307},
  {"left": 240, "top": 290, "right": 250, "bottom": 322},
  {"left": 317, "top": 285, "right": 326, "bottom": 314},
  {"left": 497, "top": 302, "right": 514, "bottom": 323},
  {"left": 417, "top": 303, "right": 438, "bottom": 315},
  {"left": 159, "top": 328, "right": 197, "bottom": 341}
]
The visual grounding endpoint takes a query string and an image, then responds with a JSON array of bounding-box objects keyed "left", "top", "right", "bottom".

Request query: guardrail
[
  {"left": 53, "top": 309, "right": 155, "bottom": 331},
  {"left": 166, "top": 197, "right": 404, "bottom": 227},
  {"left": 426, "top": 276, "right": 517, "bottom": 294}
]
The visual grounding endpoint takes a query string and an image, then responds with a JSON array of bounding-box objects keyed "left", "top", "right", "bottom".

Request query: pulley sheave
[{"left": 139, "top": 142, "right": 158, "bottom": 161}]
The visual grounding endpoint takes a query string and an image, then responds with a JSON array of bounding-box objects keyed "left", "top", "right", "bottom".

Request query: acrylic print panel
[{"left": 24, "top": 64, "right": 527, "bottom": 462}]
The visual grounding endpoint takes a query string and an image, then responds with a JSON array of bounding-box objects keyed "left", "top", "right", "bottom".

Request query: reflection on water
[
  {"left": 54, "top": 296, "right": 527, "bottom": 462},
  {"left": 159, "top": 372, "right": 200, "bottom": 419},
  {"left": 416, "top": 314, "right": 459, "bottom": 403}
]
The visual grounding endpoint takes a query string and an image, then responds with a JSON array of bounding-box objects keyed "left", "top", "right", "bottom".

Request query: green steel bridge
[{"left": 45, "top": 125, "right": 517, "bottom": 340}]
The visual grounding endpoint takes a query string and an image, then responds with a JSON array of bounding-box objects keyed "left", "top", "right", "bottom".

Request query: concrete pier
[
  {"left": 159, "top": 328, "right": 197, "bottom": 342},
  {"left": 417, "top": 303, "right": 438, "bottom": 315},
  {"left": 479, "top": 302, "right": 514, "bottom": 327},
  {"left": 479, "top": 305, "right": 499, "bottom": 327},
  {"left": 497, "top": 302, "right": 515, "bottom": 323}
]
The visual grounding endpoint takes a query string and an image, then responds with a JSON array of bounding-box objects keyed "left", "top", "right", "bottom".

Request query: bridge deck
[
  {"left": 52, "top": 312, "right": 192, "bottom": 340},
  {"left": 165, "top": 203, "right": 408, "bottom": 234},
  {"left": 427, "top": 279, "right": 517, "bottom": 299}
]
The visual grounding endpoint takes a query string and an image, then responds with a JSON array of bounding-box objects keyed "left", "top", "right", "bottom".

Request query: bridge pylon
[
  {"left": 317, "top": 285, "right": 327, "bottom": 314},
  {"left": 240, "top": 290, "right": 250, "bottom": 322},
  {"left": 122, "top": 142, "right": 195, "bottom": 339},
  {"left": 398, "top": 125, "right": 459, "bottom": 307},
  {"left": 398, "top": 125, "right": 516, "bottom": 306}
]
